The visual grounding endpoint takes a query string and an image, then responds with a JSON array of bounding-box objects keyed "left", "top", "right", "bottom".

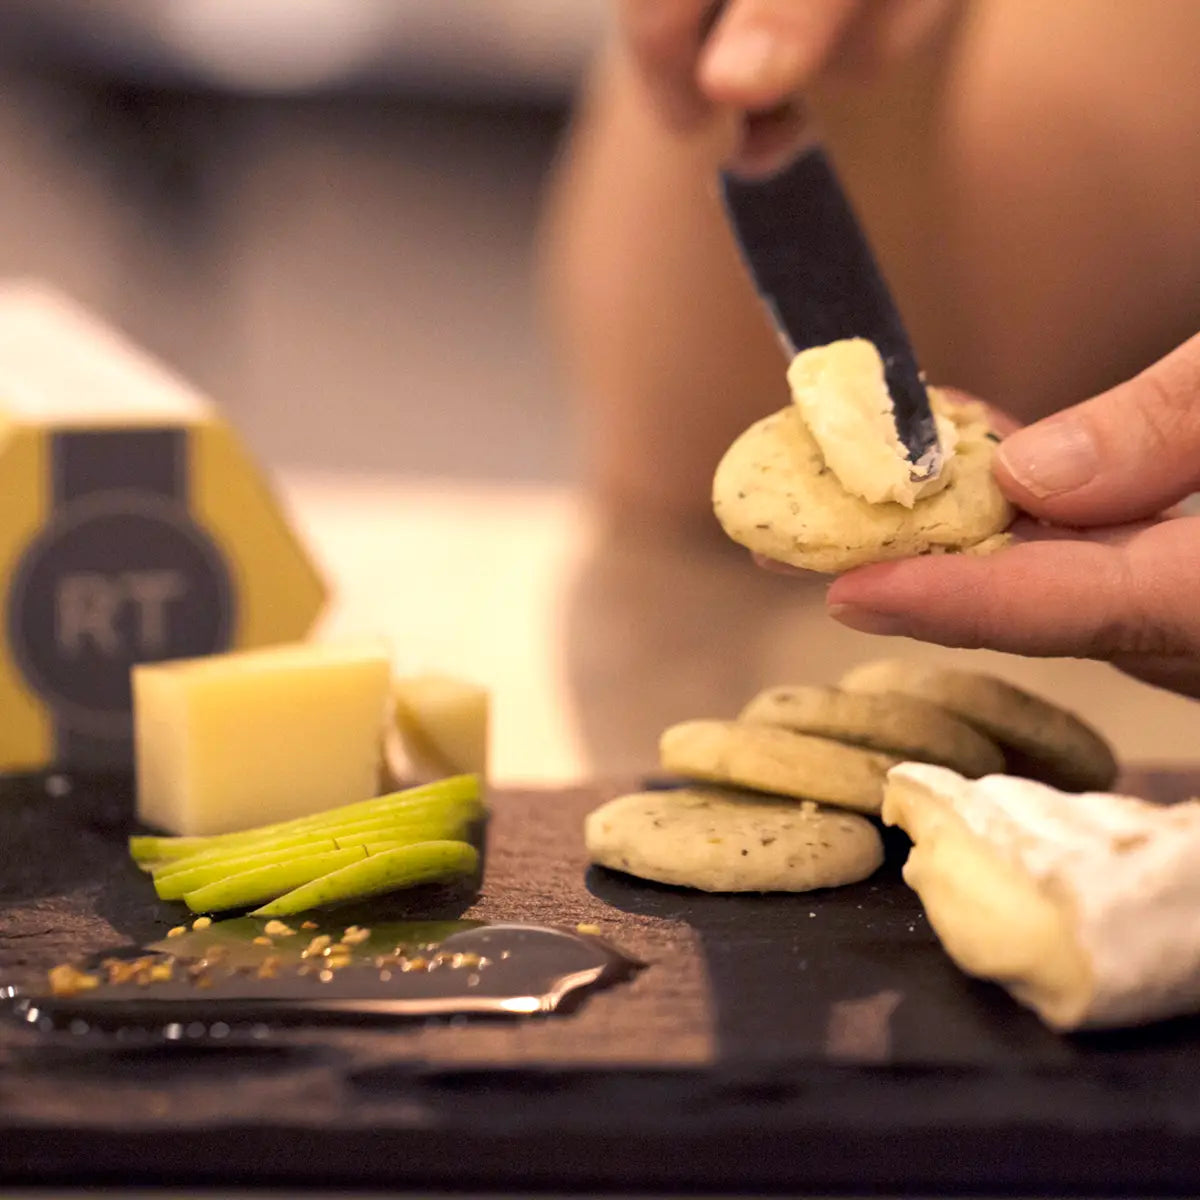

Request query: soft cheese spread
[
  {"left": 787, "top": 338, "right": 958, "bottom": 508},
  {"left": 884, "top": 762, "right": 1200, "bottom": 1030}
]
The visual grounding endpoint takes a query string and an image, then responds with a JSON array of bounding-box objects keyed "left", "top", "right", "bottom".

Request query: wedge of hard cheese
[
  {"left": 883, "top": 762, "right": 1200, "bottom": 1031},
  {"left": 134, "top": 641, "right": 392, "bottom": 836},
  {"left": 393, "top": 673, "right": 489, "bottom": 780}
]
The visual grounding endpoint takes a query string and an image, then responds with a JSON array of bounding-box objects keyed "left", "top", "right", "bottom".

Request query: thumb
[{"left": 995, "top": 330, "right": 1200, "bottom": 527}]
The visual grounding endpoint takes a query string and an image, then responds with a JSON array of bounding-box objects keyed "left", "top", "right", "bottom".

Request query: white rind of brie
[
  {"left": 883, "top": 761, "right": 1200, "bottom": 1031},
  {"left": 787, "top": 338, "right": 958, "bottom": 508}
]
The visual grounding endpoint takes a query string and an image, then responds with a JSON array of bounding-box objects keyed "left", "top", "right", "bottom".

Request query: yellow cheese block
[
  {"left": 393, "top": 674, "right": 490, "bottom": 781},
  {"left": 133, "top": 641, "right": 392, "bottom": 836},
  {"left": 0, "top": 282, "right": 326, "bottom": 775}
]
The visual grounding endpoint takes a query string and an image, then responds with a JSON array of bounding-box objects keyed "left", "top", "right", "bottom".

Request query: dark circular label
[{"left": 8, "top": 494, "right": 235, "bottom": 737}]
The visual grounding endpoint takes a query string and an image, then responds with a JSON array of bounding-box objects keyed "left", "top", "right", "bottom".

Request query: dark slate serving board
[{"left": 2, "top": 768, "right": 1200, "bottom": 1194}]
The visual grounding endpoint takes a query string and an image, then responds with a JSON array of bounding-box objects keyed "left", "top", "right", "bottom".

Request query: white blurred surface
[{"left": 288, "top": 471, "right": 593, "bottom": 785}]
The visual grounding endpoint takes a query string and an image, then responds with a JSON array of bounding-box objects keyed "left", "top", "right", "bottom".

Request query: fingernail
[
  {"left": 827, "top": 604, "right": 912, "bottom": 637},
  {"left": 701, "top": 27, "right": 799, "bottom": 94},
  {"left": 997, "top": 417, "right": 1100, "bottom": 498}
]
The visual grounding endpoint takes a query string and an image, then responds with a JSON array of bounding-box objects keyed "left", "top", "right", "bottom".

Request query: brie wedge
[{"left": 883, "top": 762, "right": 1200, "bottom": 1031}]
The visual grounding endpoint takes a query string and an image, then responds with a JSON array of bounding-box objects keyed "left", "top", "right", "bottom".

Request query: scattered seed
[
  {"left": 379, "top": 969, "right": 393, "bottom": 982},
  {"left": 48, "top": 965, "right": 100, "bottom": 997},
  {"left": 191, "top": 917, "right": 212, "bottom": 931},
  {"left": 301, "top": 920, "right": 319, "bottom": 930},
  {"left": 253, "top": 936, "right": 274, "bottom": 947},
  {"left": 104, "top": 959, "right": 143, "bottom": 985},
  {"left": 166, "top": 926, "right": 187, "bottom": 939},
  {"left": 318, "top": 969, "right": 334, "bottom": 983},
  {"left": 263, "top": 920, "right": 296, "bottom": 938},
  {"left": 257, "top": 956, "right": 281, "bottom": 980},
  {"left": 340, "top": 925, "right": 370, "bottom": 946},
  {"left": 302, "top": 935, "right": 332, "bottom": 959}
]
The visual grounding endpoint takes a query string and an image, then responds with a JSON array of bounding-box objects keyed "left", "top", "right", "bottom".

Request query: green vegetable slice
[
  {"left": 151, "top": 796, "right": 482, "bottom": 882},
  {"left": 250, "top": 840, "right": 478, "bottom": 917},
  {"left": 154, "top": 838, "right": 339, "bottom": 900},
  {"left": 131, "top": 774, "right": 480, "bottom": 868},
  {"left": 183, "top": 847, "right": 367, "bottom": 914}
]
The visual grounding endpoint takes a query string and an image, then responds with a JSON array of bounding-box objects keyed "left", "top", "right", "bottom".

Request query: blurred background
[
  {"left": 2, "top": 0, "right": 1196, "bottom": 784},
  {"left": 0, "top": 0, "right": 606, "bottom": 782},
  {"left": 0, "top": 0, "right": 598, "bottom": 475}
]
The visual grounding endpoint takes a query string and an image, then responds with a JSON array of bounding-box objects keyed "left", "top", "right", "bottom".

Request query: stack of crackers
[{"left": 586, "top": 658, "right": 1116, "bottom": 895}]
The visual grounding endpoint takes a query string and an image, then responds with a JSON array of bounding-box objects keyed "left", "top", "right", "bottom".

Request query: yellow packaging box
[{"left": 0, "top": 283, "right": 327, "bottom": 774}]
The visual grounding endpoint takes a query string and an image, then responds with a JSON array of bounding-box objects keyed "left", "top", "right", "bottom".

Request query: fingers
[
  {"left": 620, "top": 1, "right": 955, "bottom": 174},
  {"left": 995, "top": 329, "right": 1200, "bottom": 527},
  {"left": 698, "top": 0, "right": 861, "bottom": 110},
  {"left": 619, "top": 0, "right": 724, "bottom": 127},
  {"left": 1110, "top": 653, "right": 1200, "bottom": 701},
  {"left": 825, "top": 517, "right": 1200, "bottom": 665}
]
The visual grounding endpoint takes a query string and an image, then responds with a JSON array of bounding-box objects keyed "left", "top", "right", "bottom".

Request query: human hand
[
  {"left": 825, "top": 332, "right": 1200, "bottom": 699},
  {"left": 617, "top": 0, "right": 957, "bottom": 173}
]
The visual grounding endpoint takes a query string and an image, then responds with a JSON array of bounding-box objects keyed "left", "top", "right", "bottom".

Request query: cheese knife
[
  {"left": 2, "top": 922, "right": 642, "bottom": 1043},
  {"left": 720, "top": 143, "right": 942, "bottom": 478}
]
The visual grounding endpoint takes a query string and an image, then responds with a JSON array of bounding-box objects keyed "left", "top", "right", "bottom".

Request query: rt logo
[
  {"left": 57, "top": 570, "right": 187, "bottom": 658},
  {"left": 9, "top": 499, "right": 234, "bottom": 729}
]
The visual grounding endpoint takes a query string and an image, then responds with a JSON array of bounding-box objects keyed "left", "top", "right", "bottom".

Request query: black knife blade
[{"left": 721, "top": 147, "right": 941, "bottom": 477}]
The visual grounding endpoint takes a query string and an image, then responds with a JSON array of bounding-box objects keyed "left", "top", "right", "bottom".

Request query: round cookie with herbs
[
  {"left": 712, "top": 393, "right": 1012, "bottom": 574},
  {"left": 740, "top": 684, "right": 1005, "bottom": 779},
  {"left": 839, "top": 659, "right": 1118, "bottom": 793},
  {"left": 585, "top": 786, "right": 883, "bottom": 893},
  {"left": 660, "top": 719, "right": 899, "bottom": 814}
]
